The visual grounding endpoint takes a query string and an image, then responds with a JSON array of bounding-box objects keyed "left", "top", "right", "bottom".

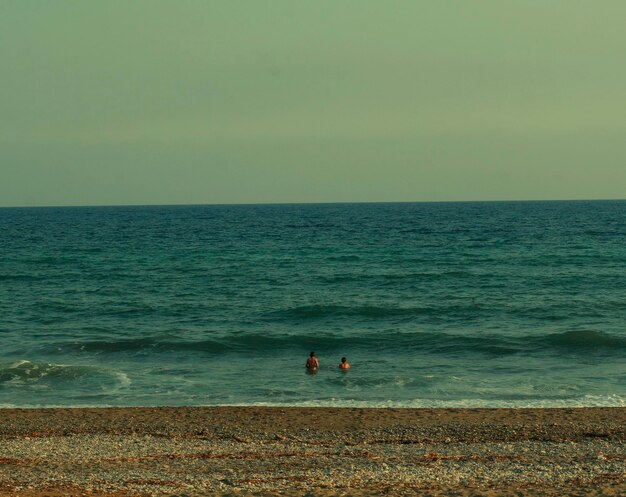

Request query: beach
[{"left": 1, "top": 407, "right": 624, "bottom": 496}]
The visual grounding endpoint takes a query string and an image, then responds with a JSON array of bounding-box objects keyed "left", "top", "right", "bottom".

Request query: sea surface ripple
[{"left": 1, "top": 201, "right": 625, "bottom": 407}]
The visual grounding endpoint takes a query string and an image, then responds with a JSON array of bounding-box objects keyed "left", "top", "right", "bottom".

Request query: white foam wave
[
  {"left": 210, "top": 395, "right": 626, "bottom": 409},
  {"left": 1, "top": 395, "right": 624, "bottom": 409}
]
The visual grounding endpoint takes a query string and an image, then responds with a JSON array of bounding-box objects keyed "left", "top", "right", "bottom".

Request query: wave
[
  {"left": 215, "top": 394, "right": 626, "bottom": 409},
  {"left": 46, "top": 333, "right": 523, "bottom": 355},
  {"left": 0, "top": 360, "right": 130, "bottom": 389},
  {"left": 0, "top": 359, "right": 89, "bottom": 382},
  {"left": 263, "top": 303, "right": 490, "bottom": 321},
  {"left": 317, "top": 270, "right": 486, "bottom": 285},
  {"left": 0, "top": 273, "right": 47, "bottom": 282},
  {"left": 46, "top": 329, "right": 626, "bottom": 358},
  {"left": 541, "top": 329, "right": 626, "bottom": 349},
  {"left": 317, "top": 272, "right": 449, "bottom": 285},
  {"left": 266, "top": 304, "right": 421, "bottom": 320},
  {"left": 325, "top": 255, "right": 361, "bottom": 262},
  {"left": 3, "top": 394, "right": 625, "bottom": 409}
]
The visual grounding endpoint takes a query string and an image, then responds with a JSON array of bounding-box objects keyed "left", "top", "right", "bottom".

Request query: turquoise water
[{"left": 1, "top": 201, "right": 625, "bottom": 407}]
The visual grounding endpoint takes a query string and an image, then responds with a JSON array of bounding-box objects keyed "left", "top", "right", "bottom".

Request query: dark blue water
[{"left": 1, "top": 201, "right": 625, "bottom": 407}]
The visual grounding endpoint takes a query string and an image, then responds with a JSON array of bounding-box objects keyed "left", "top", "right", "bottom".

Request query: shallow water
[{"left": 1, "top": 201, "right": 625, "bottom": 407}]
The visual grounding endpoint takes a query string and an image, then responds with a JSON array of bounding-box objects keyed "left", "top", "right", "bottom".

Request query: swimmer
[
  {"left": 306, "top": 351, "right": 319, "bottom": 371},
  {"left": 339, "top": 357, "right": 350, "bottom": 370}
]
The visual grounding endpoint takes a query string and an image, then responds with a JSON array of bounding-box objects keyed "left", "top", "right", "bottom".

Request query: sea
[{"left": 1, "top": 201, "right": 625, "bottom": 408}]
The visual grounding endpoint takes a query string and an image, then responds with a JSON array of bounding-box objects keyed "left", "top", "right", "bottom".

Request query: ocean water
[{"left": 1, "top": 201, "right": 625, "bottom": 408}]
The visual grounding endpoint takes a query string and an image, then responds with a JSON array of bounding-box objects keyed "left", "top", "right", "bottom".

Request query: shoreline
[{"left": 1, "top": 407, "right": 625, "bottom": 496}]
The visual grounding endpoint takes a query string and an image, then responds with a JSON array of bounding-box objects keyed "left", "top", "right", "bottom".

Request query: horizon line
[{"left": 1, "top": 197, "right": 625, "bottom": 209}]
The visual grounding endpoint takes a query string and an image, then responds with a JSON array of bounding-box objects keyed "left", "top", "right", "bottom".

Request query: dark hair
[
  {"left": 310, "top": 351, "right": 316, "bottom": 357},
  {"left": 341, "top": 357, "right": 347, "bottom": 362}
]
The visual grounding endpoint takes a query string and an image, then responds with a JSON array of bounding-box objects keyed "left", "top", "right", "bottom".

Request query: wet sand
[{"left": 1, "top": 407, "right": 625, "bottom": 496}]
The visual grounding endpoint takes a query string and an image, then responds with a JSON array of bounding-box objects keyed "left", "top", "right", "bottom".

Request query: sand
[{"left": 0, "top": 407, "right": 625, "bottom": 496}]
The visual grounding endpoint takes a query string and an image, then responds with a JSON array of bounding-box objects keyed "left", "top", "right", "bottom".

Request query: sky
[{"left": 1, "top": 1, "right": 625, "bottom": 207}]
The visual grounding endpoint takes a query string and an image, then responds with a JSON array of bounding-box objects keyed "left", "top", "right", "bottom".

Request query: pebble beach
[{"left": 0, "top": 407, "right": 624, "bottom": 496}]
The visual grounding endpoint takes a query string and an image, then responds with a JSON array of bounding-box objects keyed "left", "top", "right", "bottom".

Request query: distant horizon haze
[
  {"left": 2, "top": 1, "right": 626, "bottom": 207},
  {"left": 1, "top": 197, "right": 626, "bottom": 210}
]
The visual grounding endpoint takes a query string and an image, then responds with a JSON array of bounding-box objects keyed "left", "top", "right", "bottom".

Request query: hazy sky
[{"left": 1, "top": 1, "right": 625, "bottom": 206}]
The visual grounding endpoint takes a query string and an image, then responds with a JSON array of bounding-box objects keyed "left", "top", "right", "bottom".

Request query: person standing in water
[
  {"left": 306, "top": 351, "right": 319, "bottom": 371},
  {"left": 339, "top": 357, "right": 350, "bottom": 370}
]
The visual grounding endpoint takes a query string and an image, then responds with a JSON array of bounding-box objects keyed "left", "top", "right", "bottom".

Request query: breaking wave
[{"left": 45, "top": 329, "right": 626, "bottom": 357}]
